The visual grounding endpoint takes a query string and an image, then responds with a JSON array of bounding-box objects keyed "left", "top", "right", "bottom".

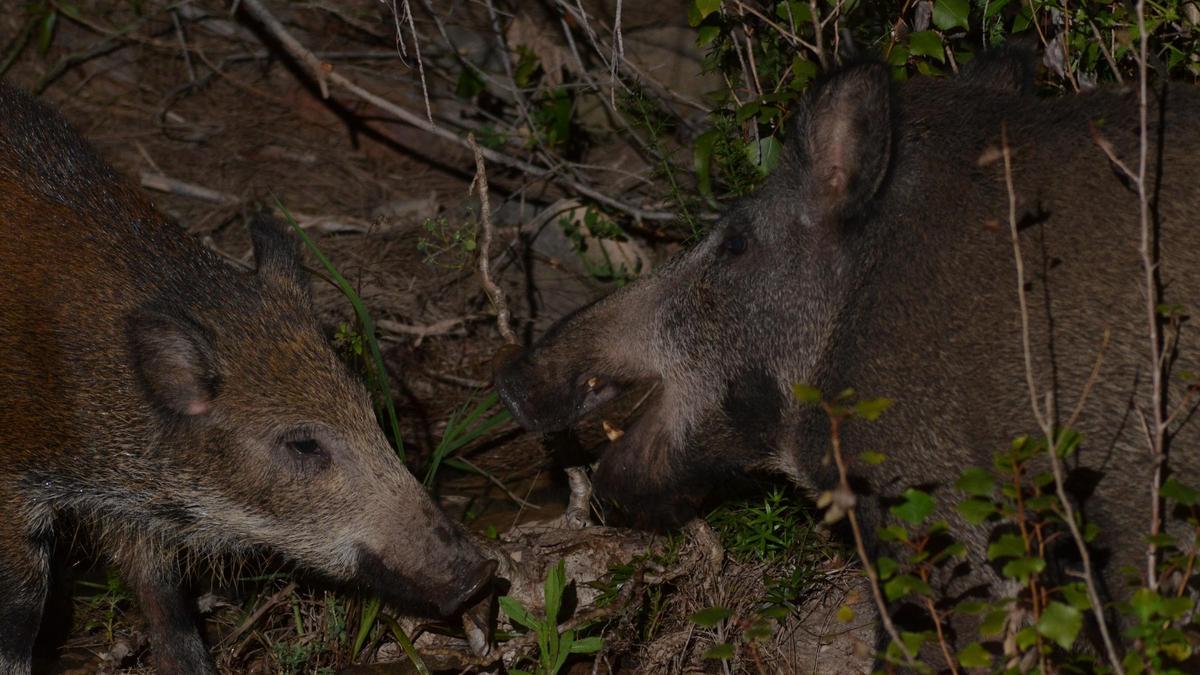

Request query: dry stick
[
  {"left": 219, "top": 581, "right": 298, "bottom": 647},
  {"left": 400, "top": 0, "right": 432, "bottom": 123},
  {"left": 467, "top": 133, "right": 516, "bottom": 347},
  {"left": 999, "top": 127, "right": 1125, "bottom": 672},
  {"left": 809, "top": 0, "right": 826, "bottom": 69},
  {"left": 1089, "top": 19, "right": 1125, "bottom": 86},
  {"left": 1132, "top": 0, "right": 1167, "bottom": 594},
  {"left": 822, "top": 410, "right": 915, "bottom": 666},
  {"left": 235, "top": 0, "right": 676, "bottom": 223},
  {"left": 468, "top": 134, "right": 596, "bottom": 528}
]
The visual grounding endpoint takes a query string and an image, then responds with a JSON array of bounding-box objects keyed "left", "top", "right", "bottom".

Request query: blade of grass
[
  {"left": 386, "top": 616, "right": 432, "bottom": 675},
  {"left": 276, "top": 200, "right": 405, "bottom": 461},
  {"left": 353, "top": 596, "right": 381, "bottom": 657},
  {"left": 423, "top": 391, "right": 511, "bottom": 487}
]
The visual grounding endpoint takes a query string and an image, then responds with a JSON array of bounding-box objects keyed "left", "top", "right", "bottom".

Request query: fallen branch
[
  {"left": 467, "top": 133, "right": 517, "bottom": 346},
  {"left": 235, "top": 0, "right": 677, "bottom": 223}
]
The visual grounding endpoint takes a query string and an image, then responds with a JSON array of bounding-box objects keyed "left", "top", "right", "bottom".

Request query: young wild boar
[
  {"left": 0, "top": 83, "right": 494, "bottom": 673},
  {"left": 497, "top": 58, "right": 1200, "bottom": 650}
]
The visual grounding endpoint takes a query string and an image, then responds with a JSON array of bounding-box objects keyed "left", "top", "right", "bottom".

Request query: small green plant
[
  {"left": 558, "top": 207, "right": 644, "bottom": 285},
  {"left": 708, "top": 486, "right": 815, "bottom": 563},
  {"left": 499, "top": 560, "right": 603, "bottom": 675},
  {"left": 416, "top": 215, "right": 477, "bottom": 270},
  {"left": 75, "top": 569, "right": 132, "bottom": 642}
]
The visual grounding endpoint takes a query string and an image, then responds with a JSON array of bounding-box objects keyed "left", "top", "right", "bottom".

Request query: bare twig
[
  {"left": 999, "top": 125, "right": 1124, "bottom": 672},
  {"left": 169, "top": 8, "right": 196, "bottom": 82},
  {"left": 467, "top": 133, "right": 516, "bottom": 346},
  {"left": 140, "top": 172, "right": 239, "bottom": 205},
  {"left": 1132, "top": 0, "right": 1167, "bottom": 594},
  {"left": 218, "top": 581, "right": 298, "bottom": 647},
  {"left": 820, "top": 408, "right": 915, "bottom": 666},
  {"left": 235, "top": 0, "right": 677, "bottom": 222}
]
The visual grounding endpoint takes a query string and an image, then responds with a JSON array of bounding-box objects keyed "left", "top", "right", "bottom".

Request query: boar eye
[
  {"left": 287, "top": 438, "right": 325, "bottom": 457},
  {"left": 723, "top": 234, "right": 748, "bottom": 255}
]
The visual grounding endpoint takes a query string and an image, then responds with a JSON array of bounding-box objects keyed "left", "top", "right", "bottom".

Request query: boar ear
[
  {"left": 249, "top": 212, "right": 309, "bottom": 293},
  {"left": 799, "top": 63, "right": 893, "bottom": 222},
  {"left": 128, "top": 311, "right": 218, "bottom": 417}
]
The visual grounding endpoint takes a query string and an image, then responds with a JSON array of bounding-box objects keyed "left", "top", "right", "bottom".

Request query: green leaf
[
  {"left": 957, "top": 642, "right": 992, "bottom": 668},
  {"left": 1162, "top": 478, "right": 1200, "bottom": 506},
  {"left": 901, "top": 631, "right": 930, "bottom": 656},
  {"left": 1015, "top": 626, "right": 1039, "bottom": 651},
  {"left": 891, "top": 488, "right": 935, "bottom": 526},
  {"left": 689, "top": 606, "right": 732, "bottom": 627},
  {"left": 1060, "top": 583, "right": 1092, "bottom": 610},
  {"left": 690, "top": 0, "right": 722, "bottom": 27},
  {"left": 875, "top": 556, "right": 898, "bottom": 580},
  {"left": 792, "top": 383, "right": 822, "bottom": 405},
  {"left": 854, "top": 397, "right": 893, "bottom": 421},
  {"left": 789, "top": 56, "right": 819, "bottom": 89},
  {"left": 1001, "top": 556, "right": 1046, "bottom": 583},
  {"left": 956, "top": 467, "right": 994, "bottom": 497},
  {"left": 877, "top": 525, "right": 909, "bottom": 542},
  {"left": 544, "top": 560, "right": 566, "bottom": 626},
  {"left": 775, "top": 1, "right": 813, "bottom": 23},
  {"left": 703, "top": 642, "right": 735, "bottom": 660},
  {"left": 932, "top": 0, "right": 970, "bottom": 32},
  {"left": 693, "top": 129, "right": 719, "bottom": 206},
  {"left": 958, "top": 497, "right": 996, "bottom": 524},
  {"left": 956, "top": 600, "right": 989, "bottom": 615},
  {"left": 862, "top": 450, "right": 887, "bottom": 465},
  {"left": 884, "top": 574, "right": 932, "bottom": 602},
  {"left": 695, "top": 24, "right": 721, "bottom": 47},
  {"left": 499, "top": 596, "right": 538, "bottom": 631},
  {"left": 987, "top": 533, "right": 1026, "bottom": 561},
  {"left": 1036, "top": 601, "right": 1083, "bottom": 650},
  {"left": 908, "top": 31, "right": 945, "bottom": 63},
  {"left": 980, "top": 609, "right": 1007, "bottom": 637},
  {"left": 744, "top": 136, "right": 782, "bottom": 176},
  {"left": 571, "top": 636, "right": 604, "bottom": 653},
  {"left": 837, "top": 605, "right": 855, "bottom": 623}
]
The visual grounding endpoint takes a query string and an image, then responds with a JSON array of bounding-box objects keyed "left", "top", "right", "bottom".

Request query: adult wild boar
[
  {"left": 497, "top": 59, "right": 1200, "bottom": 642},
  {"left": 0, "top": 82, "right": 494, "bottom": 674}
]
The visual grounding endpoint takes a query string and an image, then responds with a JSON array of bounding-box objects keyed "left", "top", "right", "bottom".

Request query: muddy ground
[{"left": 2, "top": 2, "right": 870, "bottom": 673}]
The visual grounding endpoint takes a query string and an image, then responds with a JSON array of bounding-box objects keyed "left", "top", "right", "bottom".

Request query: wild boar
[
  {"left": 496, "top": 58, "right": 1200, "bottom": 648},
  {"left": 0, "top": 82, "right": 494, "bottom": 674}
]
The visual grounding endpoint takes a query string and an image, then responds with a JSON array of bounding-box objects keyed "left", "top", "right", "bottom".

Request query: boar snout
[{"left": 360, "top": 530, "right": 498, "bottom": 618}]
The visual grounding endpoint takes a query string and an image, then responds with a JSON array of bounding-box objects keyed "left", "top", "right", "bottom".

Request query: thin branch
[
  {"left": 1000, "top": 126, "right": 1125, "bottom": 672},
  {"left": 467, "top": 133, "right": 516, "bottom": 346},
  {"left": 821, "top": 410, "right": 915, "bottom": 666},
  {"left": 1133, "top": 0, "right": 1167, "bottom": 593},
  {"left": 235, "top": 0, "right": 678, "bottom": 222}
]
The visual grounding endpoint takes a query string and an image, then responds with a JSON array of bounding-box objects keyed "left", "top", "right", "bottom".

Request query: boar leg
[
  {"left": 0, "top": 504, "right": 50, "bottom": 675},
  {"left": 117, "top": 551, "right": 215, "bottom": 675}
]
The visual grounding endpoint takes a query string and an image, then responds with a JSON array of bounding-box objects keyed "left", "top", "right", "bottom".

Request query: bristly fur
[
  {"left": 0, "top": 81, "right": 494, "bottom": 674},
  {"left": 496, "top": 55, "right": 1200, "bottom": 660}
]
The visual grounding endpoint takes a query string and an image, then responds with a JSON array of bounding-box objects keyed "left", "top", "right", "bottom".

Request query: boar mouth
[{"left": 495, "top": 354, "right": 648, "bottom": 433}]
